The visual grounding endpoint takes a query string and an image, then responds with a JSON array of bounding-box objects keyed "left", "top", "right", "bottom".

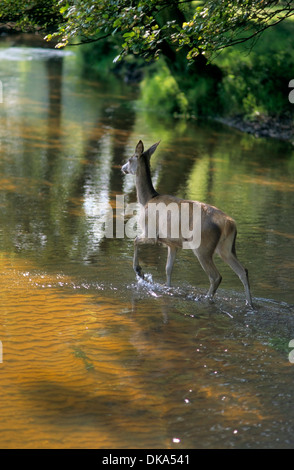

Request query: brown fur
[{"left": 122, "top": 140, "right": 253, "bottom": 307}]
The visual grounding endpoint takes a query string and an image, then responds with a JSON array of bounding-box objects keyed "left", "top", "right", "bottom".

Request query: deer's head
[{"left": 122, "top": 140, "right": 160, "bottom": 175}]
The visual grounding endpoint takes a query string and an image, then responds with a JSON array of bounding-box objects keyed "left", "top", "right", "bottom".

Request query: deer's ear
[
  {"left": 145, "top": 141, "right": 160, "bottom": 159},
  {"left": 135, "top": 140, "right": 144, "bottom": 156}
]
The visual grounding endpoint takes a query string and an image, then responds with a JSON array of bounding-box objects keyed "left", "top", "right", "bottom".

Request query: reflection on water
[{"left": 0, "top": 39, "right": 294, "bottom": 449}]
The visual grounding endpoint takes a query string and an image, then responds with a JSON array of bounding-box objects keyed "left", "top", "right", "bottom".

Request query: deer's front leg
[
  {"left": 165, "top": 245, "right": 177, "bottom": 287},
  {"left": 133, "top": 235, "right": 158, "bottom": 280},
  {"left": 133, "top": 236, "right": 144, "bottom": 279}
]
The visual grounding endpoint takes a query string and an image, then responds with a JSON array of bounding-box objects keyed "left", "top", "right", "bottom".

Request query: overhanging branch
[{"left": 214, "top": 8, "right": 294, "bottom": 52}]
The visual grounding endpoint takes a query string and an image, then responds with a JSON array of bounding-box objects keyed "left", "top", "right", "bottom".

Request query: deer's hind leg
[
  {"left": 217, "top": 232, "right": 253, "bottom": 307},
  {"left": 194, "top": 247, "right": 222, "bottom": 300}
]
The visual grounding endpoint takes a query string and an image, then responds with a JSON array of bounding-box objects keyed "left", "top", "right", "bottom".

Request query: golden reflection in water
[
  {"left": 0, "top": 254, "right": 178, "bottom": 448},
  {"left": 239, "top": 175, "right": 294, "bottom": 192},
  {"left": 0, "top": 251, "right": 291, "bottom": 449},
  {"left": 255, "top": 227, "right": 294, "bottom": 240}
]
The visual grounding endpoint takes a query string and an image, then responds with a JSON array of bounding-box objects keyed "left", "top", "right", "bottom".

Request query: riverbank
[{"left": 217, "top": 113, "right": 293, "bottom": 144}]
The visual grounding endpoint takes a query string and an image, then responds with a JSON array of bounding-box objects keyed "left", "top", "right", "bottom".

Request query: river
[{"left": 0, "top": 35, "right": 293, "bottom": 449}]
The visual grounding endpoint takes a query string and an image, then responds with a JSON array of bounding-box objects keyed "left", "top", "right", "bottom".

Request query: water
[{"left": 0, "top": 36, "right": 294, "bottom": 449}]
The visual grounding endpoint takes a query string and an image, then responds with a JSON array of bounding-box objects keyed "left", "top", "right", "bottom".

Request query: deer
[{"left": 121, "top": 140, "right": 253, "bottom": 308}]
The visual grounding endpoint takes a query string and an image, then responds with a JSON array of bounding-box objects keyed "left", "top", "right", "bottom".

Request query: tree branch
[
  {"left": 65, "top": 33, "right": 112, "bottom": 46},
  {"left": 214, "top": 9, "right": 294, "bottom": 52}
]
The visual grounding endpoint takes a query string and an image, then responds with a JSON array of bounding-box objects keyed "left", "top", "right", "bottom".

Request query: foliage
[
  {"left": 49, "top": 0, "right": 294, "bottom": 64},
  {"left": 141, "top": 63, "right": 221, "bottom": 117},
  {"left": 219, "top": 51, "right": 294, "bottom": 118},
  {"left": 216, "top": 19, "right": 294, "bottom": 118},
  {"left": 140, "top": 61, "right": 189, "bottom": 116},
  {"left": 0, "top": 0, "right": 62, "bottom": 32}
]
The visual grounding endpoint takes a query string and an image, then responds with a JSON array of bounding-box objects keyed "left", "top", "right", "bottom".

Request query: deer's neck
[{"left": 136, "top": 158, "right": 158, "bottom": 206}]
